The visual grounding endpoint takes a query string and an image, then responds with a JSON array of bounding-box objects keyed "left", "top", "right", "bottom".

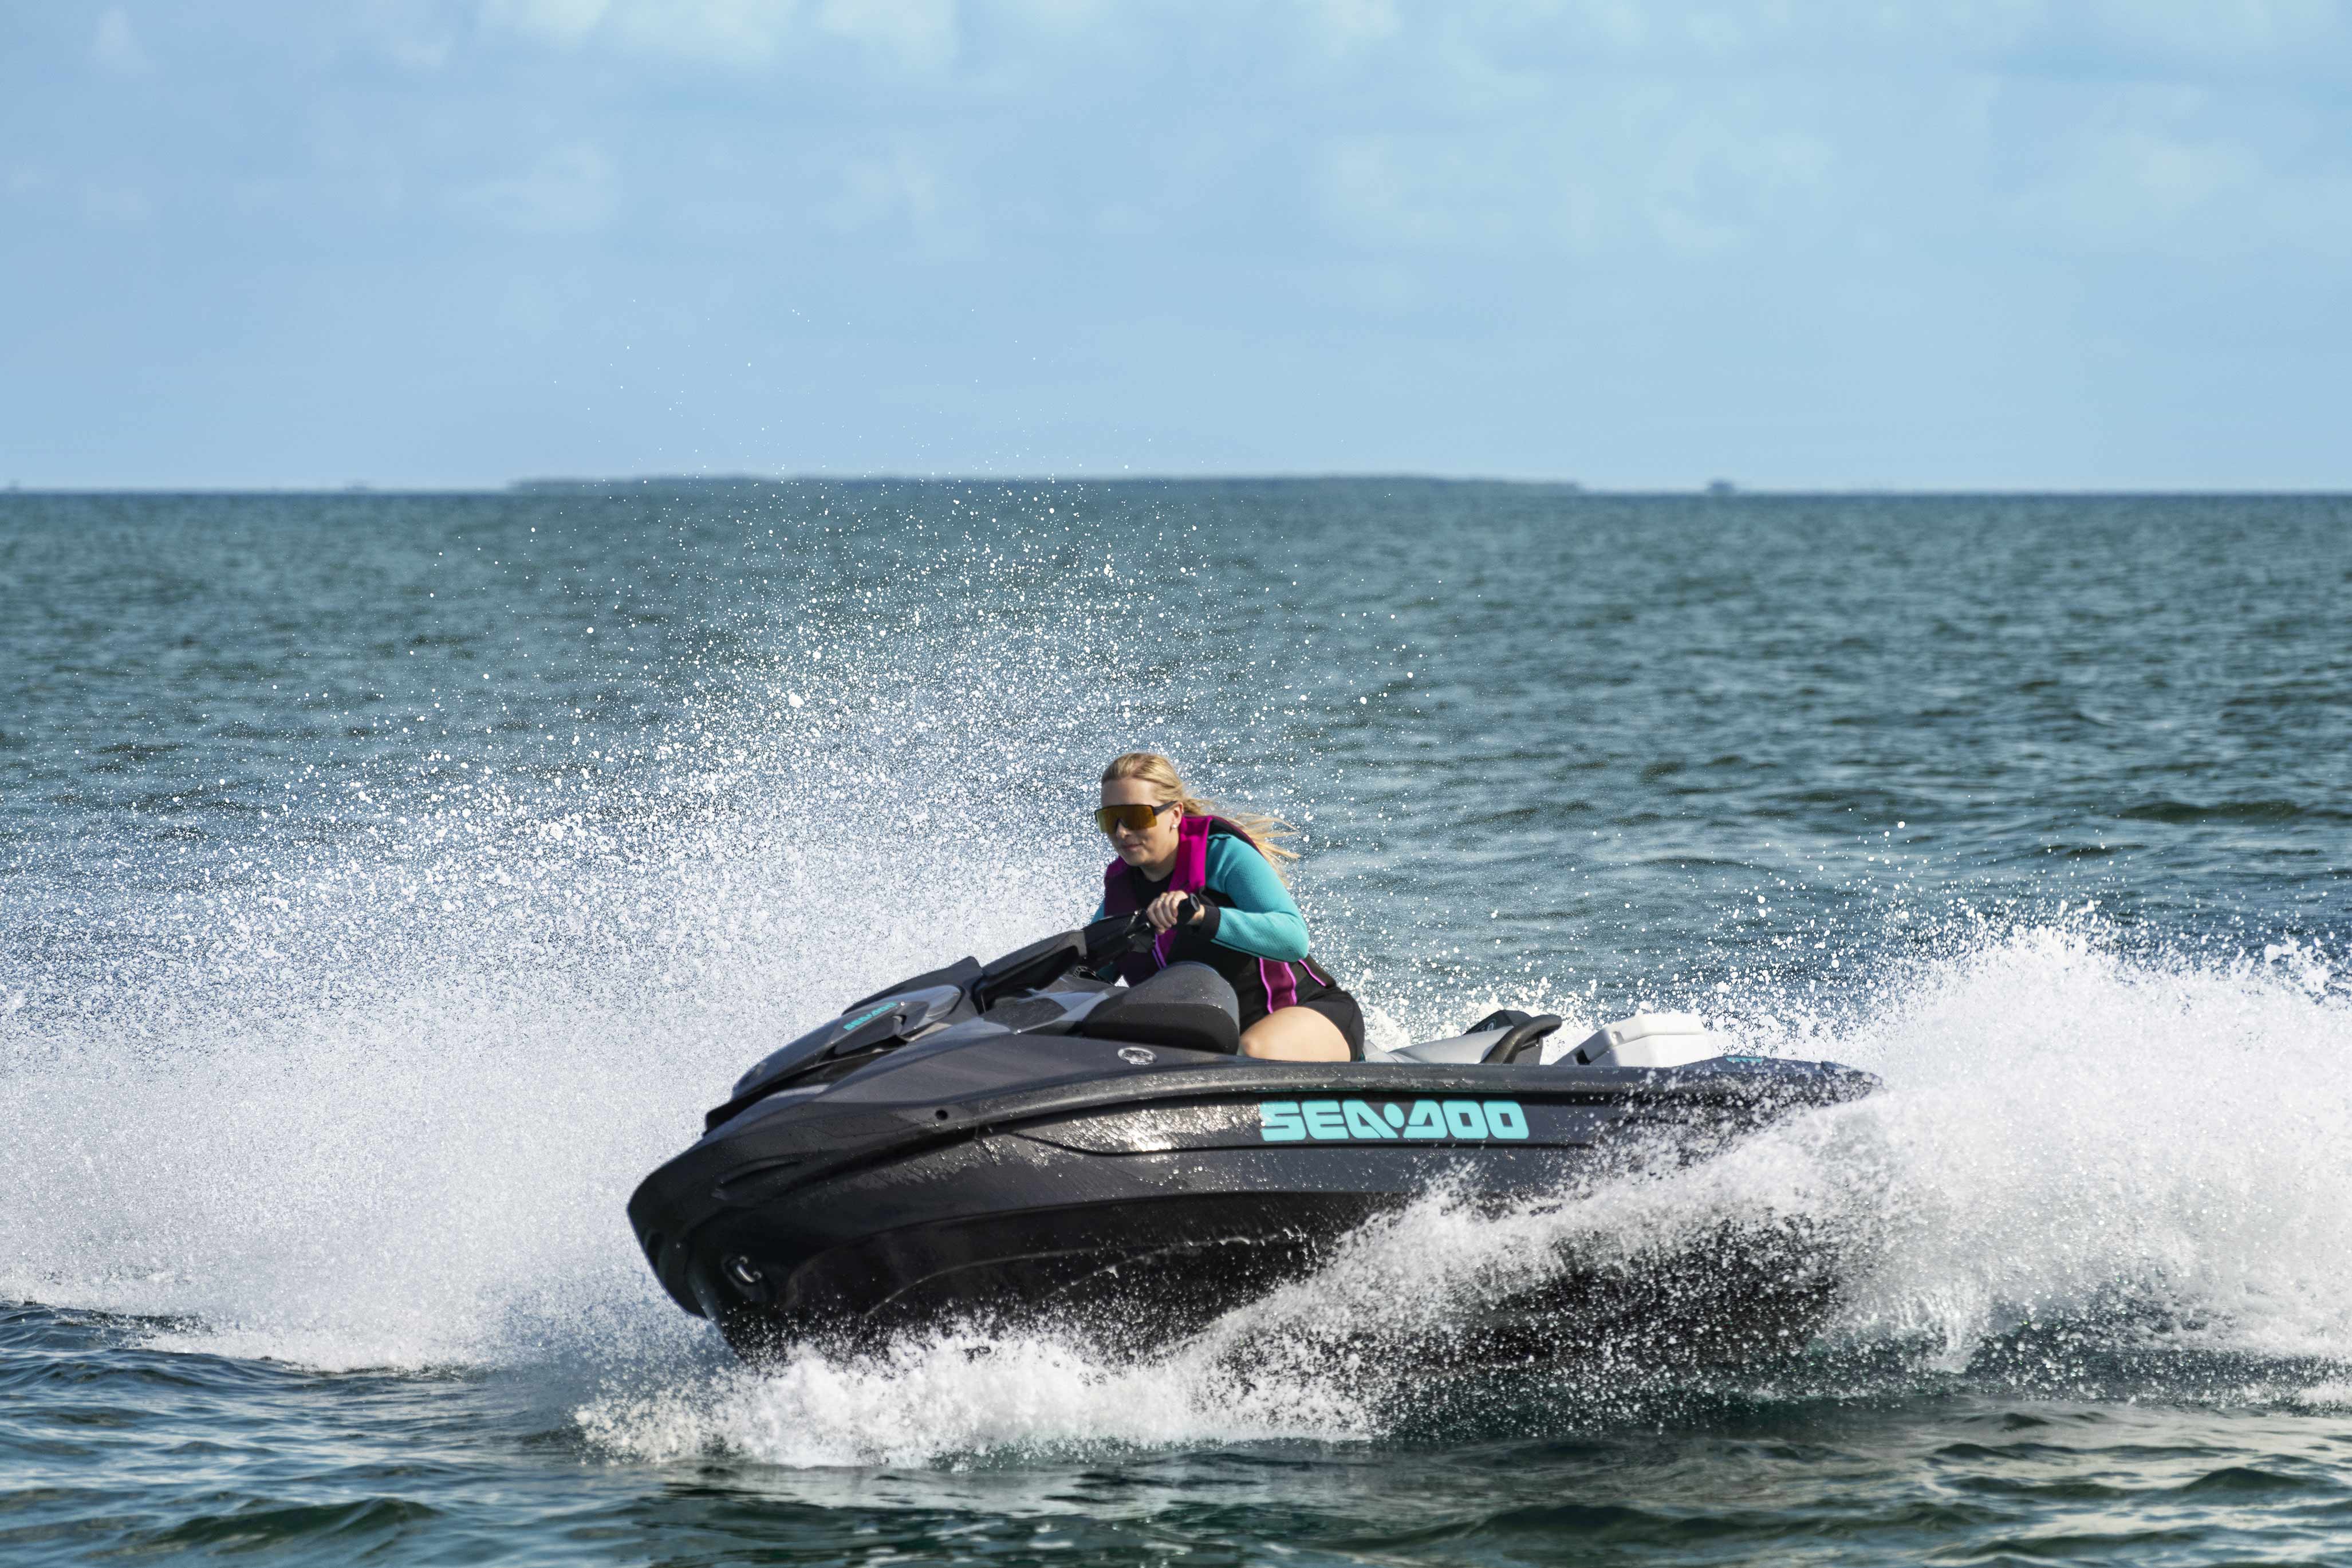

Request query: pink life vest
[
  {"left": 1099, "top": 814, "right": 1217, "bottom": 982},
  {"left": 1100, "top": 815, "right": 1337, "bottom": 1015}
]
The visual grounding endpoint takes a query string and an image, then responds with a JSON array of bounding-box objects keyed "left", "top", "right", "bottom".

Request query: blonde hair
[{"left": 1101, "top": 752, "right": 1299, "bottom": 881}]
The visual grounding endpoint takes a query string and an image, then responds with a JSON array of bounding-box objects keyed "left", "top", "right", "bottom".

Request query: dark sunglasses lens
[{"left": 1096, "top": 804, "right": 1156, "bottom": 833}]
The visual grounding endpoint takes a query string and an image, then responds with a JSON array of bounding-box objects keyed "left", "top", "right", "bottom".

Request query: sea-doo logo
[
  {"left": 1258, "top": 1098, "right": 1530, "bottom": 1143},
  {"left": 838, "top": 1003, "right": 896, "bottom": 1034}
]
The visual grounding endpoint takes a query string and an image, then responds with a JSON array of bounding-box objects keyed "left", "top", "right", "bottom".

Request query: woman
[{"left": 1091, "top": 752, "right": 1364, "bottom": 1062}]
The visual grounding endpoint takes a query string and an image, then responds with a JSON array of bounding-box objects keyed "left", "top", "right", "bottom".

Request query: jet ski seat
[{"left": 1075, "top": 962, "right": 1242, "bottom": 1055}]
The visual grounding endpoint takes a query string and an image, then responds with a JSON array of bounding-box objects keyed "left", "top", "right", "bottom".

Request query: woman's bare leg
[{"left": 1239, "top": 1006, "right": 1351, "bottom": 1062}]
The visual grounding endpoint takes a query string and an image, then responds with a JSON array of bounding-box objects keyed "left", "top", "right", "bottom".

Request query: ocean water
[{"left": 2, "top": 482, "right": 2349, "bottom": 1566}]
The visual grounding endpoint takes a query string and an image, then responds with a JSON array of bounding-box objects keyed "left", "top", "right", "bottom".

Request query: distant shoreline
[{"left": 6, "top": 478, "right": 2349, "bottom": 498}]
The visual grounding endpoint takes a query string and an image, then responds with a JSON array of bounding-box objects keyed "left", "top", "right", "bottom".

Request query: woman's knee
[{"left": 1240, "top": 1007, "right": 1350, "bottom": 1062}]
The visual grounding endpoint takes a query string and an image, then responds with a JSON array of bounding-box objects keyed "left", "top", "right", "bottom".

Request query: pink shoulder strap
[{"left": 1102, "top": 815, "right": 1215, "bottom": 972}]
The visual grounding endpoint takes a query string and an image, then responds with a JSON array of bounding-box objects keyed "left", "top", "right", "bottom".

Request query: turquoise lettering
[
  {"left": 1483, "top": 1101, "right": 1530, "bottom": 1140},
  {"left": 1443, "top": 1101, "right": 1490, "bottom": 1139},
  {"left": 1258, "top": 1097, "right": 1532, "bottom": 1142},
  {"left": 1302, "top": 1100, "right": 1349, "bottom": 1140}
]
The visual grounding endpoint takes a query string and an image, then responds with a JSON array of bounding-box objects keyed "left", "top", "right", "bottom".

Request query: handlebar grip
[{"left": 1176, "top": 896, "right": 1201, "bottom": 925}]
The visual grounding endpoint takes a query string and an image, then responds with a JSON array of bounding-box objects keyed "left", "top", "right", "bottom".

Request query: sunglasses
[{"left": 1094, "top": 800, "right": 1179, "bottom": 834}]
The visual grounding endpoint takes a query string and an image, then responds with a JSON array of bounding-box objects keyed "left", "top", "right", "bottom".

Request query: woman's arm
[{"left": 1198, "top": 836, "right": 1310, "bottom": 960}]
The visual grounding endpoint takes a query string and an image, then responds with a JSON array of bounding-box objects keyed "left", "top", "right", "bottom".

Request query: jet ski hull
[{"left": 628, "top": 1044, "right": 1869, "bottom": 1362}]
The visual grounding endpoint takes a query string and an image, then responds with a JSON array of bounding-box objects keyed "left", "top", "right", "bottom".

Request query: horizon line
[{"left": 6, "top": 475, "right": 2351, "bottom": 498}]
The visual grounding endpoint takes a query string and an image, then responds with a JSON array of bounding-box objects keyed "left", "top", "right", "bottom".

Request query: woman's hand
[{"left": 1147, "top": 892, "right": 1204, "bottom": 932}]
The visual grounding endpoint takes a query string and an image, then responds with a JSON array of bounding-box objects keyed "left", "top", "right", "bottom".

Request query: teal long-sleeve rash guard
[{"left": 1091, "top": 835, "right": 1309, "bottom": 962}]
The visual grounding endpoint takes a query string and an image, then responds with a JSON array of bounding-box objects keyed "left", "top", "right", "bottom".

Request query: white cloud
[
  {"left": 1319, "top": 136, "right": 1527, "bottom": 249},
  {"left": 1314, "top": 96, "right": 1840, "bottom": 262},
  {"left": 462, "top": 0, "right": 2352, "bottom": 80},
  {"left": 817, "top": 0, "right": 957, "bottom": 67},
  {"left": 1982, "top": 72, "right": 2352, "bottom": 258},
  {"left": 821, "top": 144, "right": 949, "bottom": 240},
  {"left": 456, "top": 144, "right": 620, "bottom": 233},
  {"left": 2080, "top": 0, "right": 2342, "bottom": 57},
  {"left": 1000, "top": 0, "right": 1108, "bottom": 31},
  {"left": 481, "top": 0, "right": 965, "bottom": 67},
  {"left": 92, "top": 7, "right": 153, "bottom": 76},
  {"left": 2020, "top": 121, "right": 2283, "bottom": 253},
  {"left": 2124, "top": 132, "right": 2256, "bottom": 215},
  {"left": 1366, "top": 0, "right": 2346, "bottom": 77},
  {"left": 1644, "top": 116, "right": 1835, "bottom": 252},
  {"left": 1300, "top": 0, "right": 1402, "bottom": 53},
  {"left": 483, "top": 0, "right": 799, "bottom": 62},
  {"left": 618, "top": 0, "right": 802, "bottom": 60},
  {"left": 358, "top": 0, "right": 462, "bottom": 69},
  {"left": 480, "top": 0, "right": 614, "bottom": 46}
]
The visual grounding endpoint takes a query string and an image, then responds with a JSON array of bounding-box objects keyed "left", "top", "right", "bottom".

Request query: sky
[{"left": 3, "top": 1, "right": 2349, "bottom": 488}]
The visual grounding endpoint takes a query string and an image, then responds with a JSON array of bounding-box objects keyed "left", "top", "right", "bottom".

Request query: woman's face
[{"left": 1100, "top": 776, "right": 1183, "bottom": 873}]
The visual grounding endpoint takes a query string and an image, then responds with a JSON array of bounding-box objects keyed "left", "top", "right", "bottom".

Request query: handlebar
[
  {"left": 1077, "top": 897, "right": 1204, "bottom": 979},
  {"left": 872, "top": 900, "right": 1216, "bottom": 1018}
]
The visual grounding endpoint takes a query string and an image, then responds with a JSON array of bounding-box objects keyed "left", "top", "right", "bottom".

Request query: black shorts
[{"left": 1296, "top": 987, "right": 1367, "bottom": 1061}]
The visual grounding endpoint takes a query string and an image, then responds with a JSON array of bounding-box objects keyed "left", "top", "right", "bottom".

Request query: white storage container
[{"left": 1566, "top": 1011, "right": 1725, "bottom": 1069}]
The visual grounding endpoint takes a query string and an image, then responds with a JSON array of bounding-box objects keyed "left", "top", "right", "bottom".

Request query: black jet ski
[{"left": 628, "top": 908, "right": 1878, "bottom": 1364}]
